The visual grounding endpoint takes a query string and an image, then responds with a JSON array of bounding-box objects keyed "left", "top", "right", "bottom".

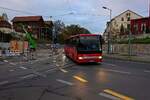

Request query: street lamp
[{"left": 103, "top": 6, "right": 112, "bottom": 54}]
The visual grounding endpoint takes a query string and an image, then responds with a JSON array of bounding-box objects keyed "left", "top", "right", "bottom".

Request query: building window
[
  {"left": 127, "top": 24, "right": 130, "bottom": 31},
  {"left": 114, "top": 21, "right": 116, "bottom": 25},
  {"left": 141, "top": 23, "right": 146, "bottom": 33},
  {"left": 128, "top": 13, "right": 130, "bottom": 16},
  {"left": 127, "top": 17, "right": 130, "bottom": 21},
  {"left": 146, "top": 25, "right": 150, "bottom": 33},
  {"left": 116, "top": 24, "right": 118, "bottom": 27},
  {"left": 120, "top": 24, "right": 124, "bottom": 33},
  {"left": 121, "top": 17, "right": 124, "bottom": 21},
  {"left": 133, "top": 24, "right": 138, "bottom": 33},
  {"left": 126, "top": 13, "right": 130, "bottom": 16}
]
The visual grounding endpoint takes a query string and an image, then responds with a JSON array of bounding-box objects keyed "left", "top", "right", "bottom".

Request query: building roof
[
  {"left": 111, "top": 10, "right": 143, "bottom": 21},
  {"left": 12, "top": 16, "right": 44, "bottom": 22},
  {"left": 131, "top": 17, "right": 150, "bottom": 21},
  {"left": 0, "top": 16, "right": 4, "bottom": 21}
]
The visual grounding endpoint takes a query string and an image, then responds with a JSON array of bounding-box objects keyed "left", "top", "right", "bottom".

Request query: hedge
[{"left": 118, "top": 37, "right": 150, "bottom": 44}]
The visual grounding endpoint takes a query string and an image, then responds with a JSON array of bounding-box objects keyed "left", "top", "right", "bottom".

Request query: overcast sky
[{"left": 0, "top": 0, "right": 149, "bottom": 33}]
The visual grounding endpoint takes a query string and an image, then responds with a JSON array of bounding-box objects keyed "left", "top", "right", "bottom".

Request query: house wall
[
  {"left": 13, "top": 21, "right": 53, "bottom": 40},
  {"left": 103, "top": 10, "right": 142, "bottom": 41},
  {"left": 131, "top": 18, "right": 150, "bottom": 36},
  {"left": 111, "top": 10, "right": 142, "bottom": 36},
  {"left": 13, "top": 21, "right": 44, "bottom": 39}
]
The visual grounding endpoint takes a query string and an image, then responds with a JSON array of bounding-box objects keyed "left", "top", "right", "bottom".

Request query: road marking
[
  {"left": 56, "top": 64, "right": 60, "bottom": 67},
  {"left": 104, "top": 89, "right": 134, "bottom": 100},
  {"left": 0, "top": 81, "right": 9, "bottom": 85},
  {"left": 59, "top": 68, "right": 68, "bottom": 73},
  {"left": 33, "top": 71, "right": 47, "bottom": 78},
  {"left": 99, "top": 93, "right": 120, "bottom": 100},
  {"left": 144, "top": 70, "right": 150, "bottom": 73},
  {"left": 101, "top": 68, "right": 131, "bottom": 75},
  {"left": 73, "top": 76, "right": 88, "bottom": 83},
  {"left": 9, "top": 62, "right": 16, "bottom": 65},
  {"left": 103, "top": 62, "right": 117, "bottom": 67},
  {"left": 46, "top": 68, "right": 57, "bottom": 72},
  {"left": 9, "top": 69, "right": 14, "bottom": 72},
  {"left": 53, "top": 60, "right": 56, "bottom": 63},
  {"left": 56, "top": 79, "right": 73, "bottom": 86},
  {"left": 20, "top": 74, "right": 35, "bottom": 79},
  {"left": 20, "top": 66, "right": 27, "bottom": 70},
  {"left": 3, "top": 60, "right": 8, "bottom": 63},
  {"left": 53, "top": 57, "right": 57, "bottom": 59}
]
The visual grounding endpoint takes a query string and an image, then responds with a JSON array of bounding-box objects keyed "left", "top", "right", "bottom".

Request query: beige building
[{"left": 103, "top": 10, "right": 142, "bottom": 42}]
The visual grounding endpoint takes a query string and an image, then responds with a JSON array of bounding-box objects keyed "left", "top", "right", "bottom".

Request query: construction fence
[
  {"left": 103, "top": 44, "right": 150, "bottom": 56},
  {"left": 0, "top": 40, "right": 28, "bottom": 57}
]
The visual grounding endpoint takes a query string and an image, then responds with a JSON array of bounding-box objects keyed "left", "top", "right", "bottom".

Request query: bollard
[{"left": 0, "top": 49, "right": 2, "bottom": 57}]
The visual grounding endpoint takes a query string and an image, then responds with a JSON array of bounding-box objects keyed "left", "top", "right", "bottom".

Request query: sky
[{"left": 0, "top": 0, "right": 149, "bottom": 34}]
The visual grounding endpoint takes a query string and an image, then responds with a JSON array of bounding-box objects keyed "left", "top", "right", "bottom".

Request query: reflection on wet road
[{"left": 0, "top": 52, "right": 150, "bottom": 100}]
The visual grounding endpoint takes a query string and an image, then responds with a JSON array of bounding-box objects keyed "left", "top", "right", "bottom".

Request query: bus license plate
[{"left": 89, "top": 60, "right": 94, "bottom": 62}]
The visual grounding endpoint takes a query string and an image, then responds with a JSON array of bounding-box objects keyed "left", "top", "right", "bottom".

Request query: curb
[{"left": 103, "top": 55, "right": 150, "bottom": 63}]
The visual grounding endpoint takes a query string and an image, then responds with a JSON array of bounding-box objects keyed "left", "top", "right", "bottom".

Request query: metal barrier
[{"left": 0, "top": 50, "right": 21, "bottom": 57}]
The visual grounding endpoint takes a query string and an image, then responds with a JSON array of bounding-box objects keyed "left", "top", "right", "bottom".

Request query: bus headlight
[
  {"left": 98, "top": 56, "right": 102, "bottom": 59},
  {"left": 78, "top": 57, "right": 83, "bottom": 60}
]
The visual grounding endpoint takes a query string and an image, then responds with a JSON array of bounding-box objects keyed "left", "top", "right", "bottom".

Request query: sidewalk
[{"left": 103, "top": 53, "right": 150, "bottom": 63}]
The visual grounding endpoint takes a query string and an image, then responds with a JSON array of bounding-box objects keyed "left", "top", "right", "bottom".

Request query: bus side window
[
  {"left": 69, "top": 38, "right": 73, "bottom": 46},
  {"left": 76, "top": 37, "right": 79, "bottom": 46},
  {"left": 71, "top": 38, "right": 76, "bottom": 46}
]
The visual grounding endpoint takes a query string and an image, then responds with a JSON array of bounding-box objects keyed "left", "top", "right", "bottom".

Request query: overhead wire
[{"left": 0, "top": 6, "right": 39, "bottom": 15}]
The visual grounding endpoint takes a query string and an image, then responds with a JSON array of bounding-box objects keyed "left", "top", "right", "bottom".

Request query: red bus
[{"left": 64, "top": 34, "right": 103, "bottom": 63}]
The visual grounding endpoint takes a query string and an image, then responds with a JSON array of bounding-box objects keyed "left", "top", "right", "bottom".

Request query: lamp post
[
  {"left": 148, "top": 0, "right": 150, "bottom": 17},
  {"left": 103, "top": 6, "right": 112, "bottom": 54}
]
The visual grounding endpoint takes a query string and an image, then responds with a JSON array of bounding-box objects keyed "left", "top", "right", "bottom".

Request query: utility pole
[
  {"left": 128, "top": 31, "right": 132, "bottom": 56},
  {"left": 149, "top": 0, "right": 150, "bottom": 17},
  {"left": 103, "top": 6, "right": 112, "bottom": 54}
]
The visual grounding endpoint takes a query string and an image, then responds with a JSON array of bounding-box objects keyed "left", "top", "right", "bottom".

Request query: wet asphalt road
[{"left": 0, "top": 55, "right": 150, "bottom": 100}]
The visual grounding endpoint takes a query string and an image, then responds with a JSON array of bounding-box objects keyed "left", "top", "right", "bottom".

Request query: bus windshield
[{"left": 77, "top": 36, "right": 101, "bottom": 52}]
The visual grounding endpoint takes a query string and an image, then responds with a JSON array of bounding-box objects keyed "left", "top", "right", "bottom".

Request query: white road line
[
  {"left": 3, "top": 60, "right": 8, "bottom": 63},
  {"left": 9, "top": 69, "right": 14, "bottom": 72},
  {"left": 56, "top": 64, "right": 60, "bottom": 67},
  {"left": 0, "top": 81, "right": 9, "bottom": 85},
  {"left": 56, "top": 79, "right": 73, "bottom": 86},
  {"left": 20, "top": 66, "right": 27, "bottom": 70},
  {"left": 103, "top": 62, "right": 117, "bottom": 67},
  {"left": 45, "top": 68, "right": 57, "bottom": 73},
  {"left": 117, "top": 60, "right": 148, "bottom": 65},
  {"left": 144, "top": 70, "right": 150, "bottom": 73},
  {"left": 99, "top": 93, "right": 121, "bottom": 100},
  {"left": 9, "top": 62, "right": 16, "bottom": 65},
  {"left": 53, "top": 60, "right": 56, "bottom": 63},
  {"left": 59, "top": 68, "right": 68, "bottom": 73},
  {"left": 33, "top": 71, "right": 47, "bottom": 78},
  {"left": 101, "top": 68, "right": 131, "bottom": 75},
  {"left": 20, "top": 74, "right": 35, "bottom": 79},
  {"left": 53, "top": 57, "right": 57, "bottom": 59}
]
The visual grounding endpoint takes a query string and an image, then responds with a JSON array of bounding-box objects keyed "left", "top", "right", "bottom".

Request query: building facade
[
  {"left": 0, "top": 14, "right": 12, "bottom": 43},
  {"left": 131, "top": 17, "right": 150, "bottom": 38},
  {"left": 103, "top": 10, "right": 142, "bottom": 41}
]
